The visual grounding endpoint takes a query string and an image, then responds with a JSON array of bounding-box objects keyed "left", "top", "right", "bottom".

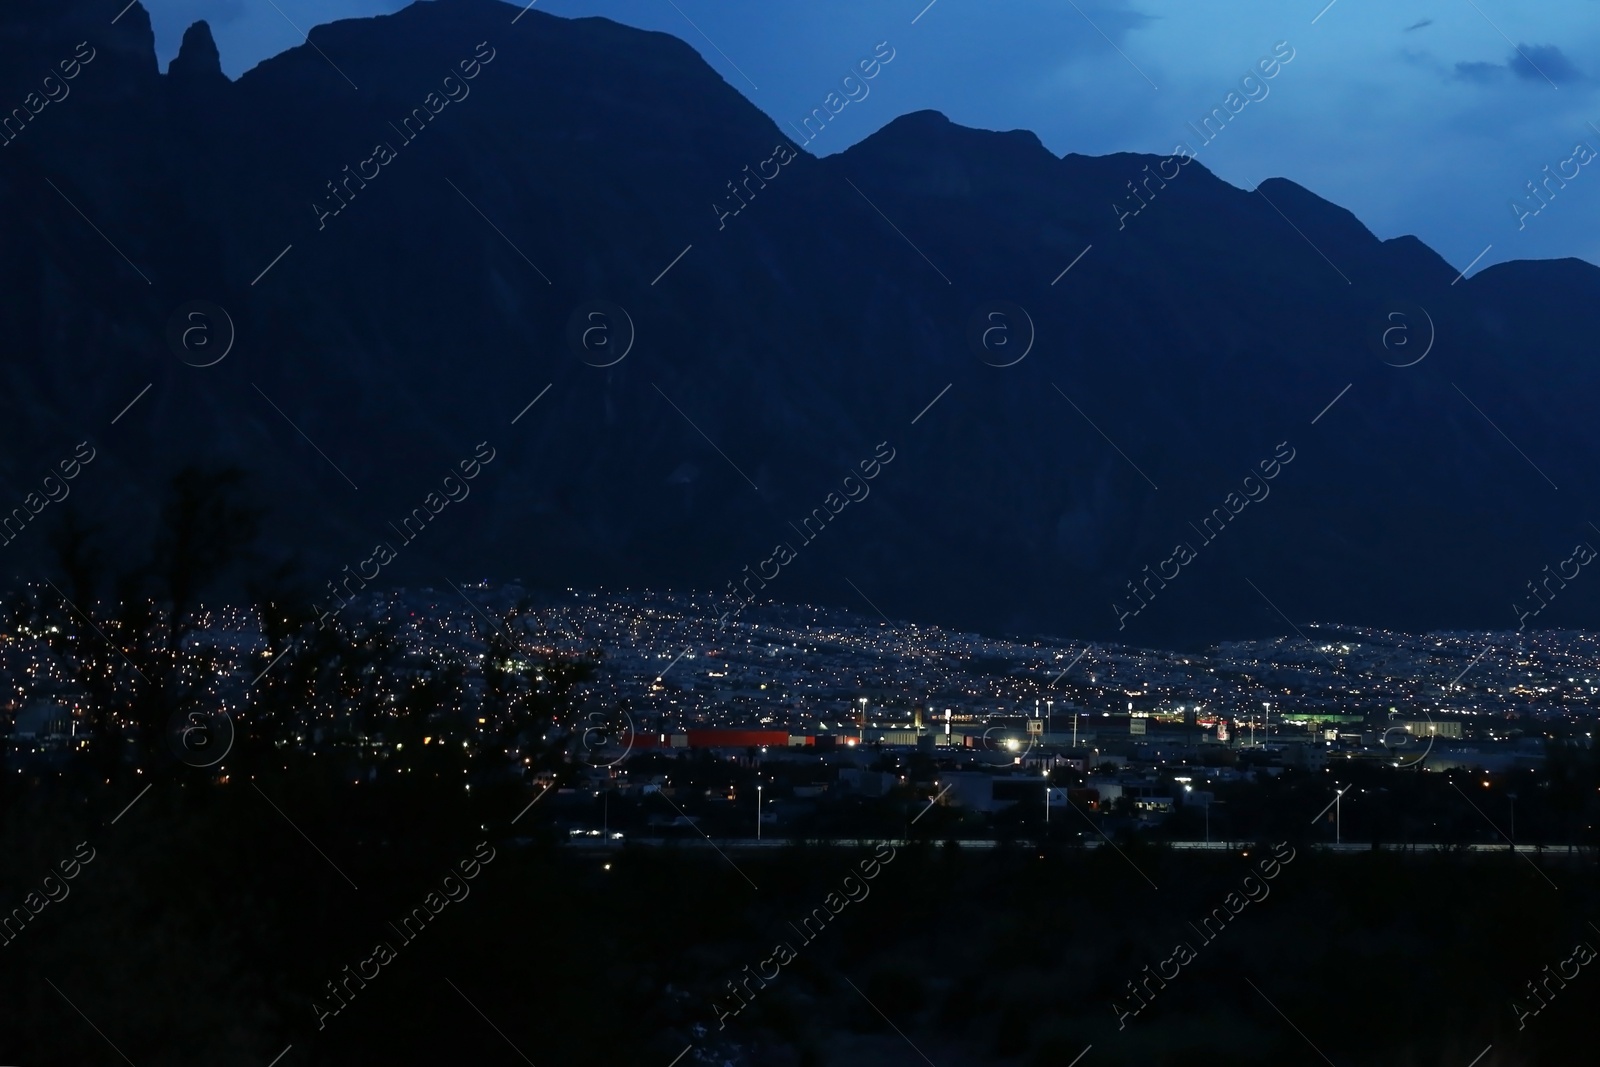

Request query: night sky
[{"left": 141, "top": 1, "right": 1600, "bottom": 276}]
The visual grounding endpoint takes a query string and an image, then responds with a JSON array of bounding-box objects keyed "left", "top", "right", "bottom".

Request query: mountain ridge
[{"left": 1, "top": 0, "right": 1598, "bottom": 646}]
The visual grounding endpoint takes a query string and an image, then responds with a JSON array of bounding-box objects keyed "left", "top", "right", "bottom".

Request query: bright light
[{"left": 1006, "top": 738, "right": 1020, "bottom": 752}]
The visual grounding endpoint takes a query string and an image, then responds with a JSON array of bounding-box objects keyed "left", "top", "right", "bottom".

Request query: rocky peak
[{"left": 167, "top": 20, "right": 225, "bottom": 85}]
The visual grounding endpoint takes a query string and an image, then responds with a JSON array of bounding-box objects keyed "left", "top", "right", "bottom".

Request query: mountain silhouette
[{"left": 3, "top": 0, "right": 1599, "bottom": 645}]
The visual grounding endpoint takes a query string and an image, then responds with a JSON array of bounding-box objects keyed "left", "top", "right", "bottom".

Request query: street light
[
  {"left": 757, "top": 781, "right": 762, "bottom": 841},
  {"left": 1045, "top": 766, "right": 1051, "bottom": 827}
]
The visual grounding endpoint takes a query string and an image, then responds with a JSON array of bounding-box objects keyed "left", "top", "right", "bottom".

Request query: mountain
[{"left": 3, "top": 0, "right": 1599, "bottom": 646}]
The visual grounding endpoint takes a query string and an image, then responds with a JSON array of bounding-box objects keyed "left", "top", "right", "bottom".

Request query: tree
[{"left": 23, "top": 465, "right": 264, "bottom": 775}]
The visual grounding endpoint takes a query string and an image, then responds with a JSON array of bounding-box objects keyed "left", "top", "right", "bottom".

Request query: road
[{"left": 563, "top": 837, "right": 1594, "bottom": 856}]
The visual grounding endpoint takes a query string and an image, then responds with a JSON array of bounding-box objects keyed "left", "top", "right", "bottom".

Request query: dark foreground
[{"left": 1, "top": 770, "right": 1594, "bottom": 1066}]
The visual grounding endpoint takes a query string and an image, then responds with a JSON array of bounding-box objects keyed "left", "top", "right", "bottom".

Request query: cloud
[
  {"left": 1510, "top": 43, "right": 1583, "bottom": 85},
  {"left": 1453, "top": 61, "right": 1503, "bottom": 83},
  {"left": 1450, "top": 45, "right": 1583, "bottom": 87},
  {"left": 1404, "top": 18, "right": 1433, "bottom": 31}
]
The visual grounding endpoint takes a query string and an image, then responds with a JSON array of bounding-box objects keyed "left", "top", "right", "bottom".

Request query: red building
[{"left": 683, "top": 729, "right": 794, "bottom": 749}]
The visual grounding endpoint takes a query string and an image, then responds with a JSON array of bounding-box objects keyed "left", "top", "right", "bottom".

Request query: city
[{"left": 6, "top": 585, "right": 1595, "bottom": 853}]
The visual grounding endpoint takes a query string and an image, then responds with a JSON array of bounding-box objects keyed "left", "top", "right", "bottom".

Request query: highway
[{"left": 561, "top": 836, "right": 1595, "bottom": 856}]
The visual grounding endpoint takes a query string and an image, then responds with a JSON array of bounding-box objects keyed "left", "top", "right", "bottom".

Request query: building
[
  {"left": 682, "top": 729, "right": 797, "bottom": 749},
  {"left": 939, "top": 771, "right": 1069, "bottom": 813},
  {"left": 1395, "top": 719, "right": 1463, "bottom": 739},
  {"left": 838, "top": 769, "right": 896, "bottom": 796}
]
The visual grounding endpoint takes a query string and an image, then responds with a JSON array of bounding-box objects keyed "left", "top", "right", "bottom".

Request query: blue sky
[{"left": 141, "top": 0, "right": 1600, "bottom": 274}]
